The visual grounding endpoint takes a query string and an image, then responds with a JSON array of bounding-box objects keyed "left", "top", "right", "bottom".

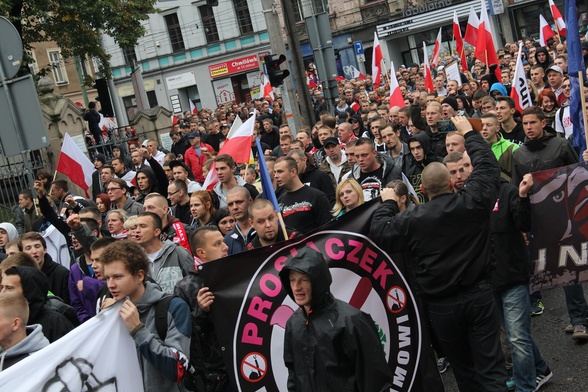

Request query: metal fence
[{"left": 0, "top": 150, "right": 51, "bottom": 222}]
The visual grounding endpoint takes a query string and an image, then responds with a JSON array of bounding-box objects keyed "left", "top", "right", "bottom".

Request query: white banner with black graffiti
[{"left": 0, "top": 301, "right": 143, "bottom": 391}]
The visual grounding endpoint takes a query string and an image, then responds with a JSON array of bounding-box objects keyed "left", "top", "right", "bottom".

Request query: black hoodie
[
  {"left": 278, "top": 248, "right": 393, "bottom": 392},
  {"left": 10, "top": 266, "right": 75, "bottom": 343},
  {"left": 535, "top": 47, "right": 553, "bottom": 72},
  {"left": 40, "top": 253, "right": 70, "bottom": 305},
  {"left": 113, "top": 144, "right": 132, "bottom": 170},
  {"left": 134, "top": 157, "right": 169, "bottom": 204}
]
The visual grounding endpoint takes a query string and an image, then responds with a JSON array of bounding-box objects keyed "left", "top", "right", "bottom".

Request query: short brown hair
[
  {"left": 19, "top": 232, "right": 46, "bottom": 250},
  {"left": 100, "top": 241, "right": 149, "bottom": 280},
  {"left": 214, "top": 154, "right": 236, "bottom": 169}
]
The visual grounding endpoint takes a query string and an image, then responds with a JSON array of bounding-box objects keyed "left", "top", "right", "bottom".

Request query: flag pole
[
  {"left": 277, "top": 212, "right": 289, "bottom": 241},
  {"left": 579, "top": 71, "right": 588, "bottom": 147},
  {"left": 380, "top": 59, "right": 389, "bottom": 86}
]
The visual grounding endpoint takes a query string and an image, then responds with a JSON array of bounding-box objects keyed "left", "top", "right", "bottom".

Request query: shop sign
[
  {"left": 402, "top": 0, "right": 452, "bottom": 17},
  {"left": 165, "top": 72, "right": 196, "bottom": 90},
  {"left": 209, "top": 55, "right": 260, "bottom": 79}
]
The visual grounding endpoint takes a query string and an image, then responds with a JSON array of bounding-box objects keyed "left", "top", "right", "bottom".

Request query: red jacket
[{"left": 184, "top": 143, "right": 213, "bottom": 182}]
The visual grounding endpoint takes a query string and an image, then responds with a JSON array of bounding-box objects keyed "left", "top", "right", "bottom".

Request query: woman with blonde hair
[
  {"left": 332, "top": 178, "right": 365, "bottom": 218},
  {"left": 190, "top": 190, "right": 216, "bottom": 229}
]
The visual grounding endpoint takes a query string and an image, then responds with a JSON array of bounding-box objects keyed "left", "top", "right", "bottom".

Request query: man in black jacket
[
  {"left": 287, "top": 149, "right": 335, "bottom": 206},
  {"left": 370, "top": 117, "right": 506, "bottom": 391},
  {"left": 278, "top": 247, "right": 392, "bottom": 391}
]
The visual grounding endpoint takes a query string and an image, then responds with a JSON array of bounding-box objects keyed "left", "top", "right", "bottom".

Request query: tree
[{"left": 1, "top": 0, "right": 157, "bottom": 81}]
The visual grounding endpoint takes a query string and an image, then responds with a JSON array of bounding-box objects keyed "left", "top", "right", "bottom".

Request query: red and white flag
[
  {"left": 189, "top": 99, "right": 198, "bottom": 115},
  {"left": 371, "top": 32, "right": 383, "bottom": 88},
  {"left": 423, "top": 42, "right": 434, "bottom": 94},
  {"left": 171, "top": 114, "right": 179, "bottom": 125},
  {"left": 464, "top": 6, "right": 479, "bottom": 46},
  {"left": 431, "top": 28, "right": 442, "bottom": 68},
  {"left": 475, "top": 0, "right": 501, "bottom": 81},
  {"left": 539, "top": 14, "right": 556, "bottom": 47},
  {"left": 202, "top": 115, "right": 255, "bottom": 190},
  {"left": 56, "top": 133, "right": 96, "bottom": 198},
  {"left": 350, "top": 65, "right": 366, "bottom": 80},
  {"left": 453, "top": 11, "right": 468, "bottom": 73},
  {"left": 260, "top": 74, "right": 275, "bottom": 102},
  {"left": 389, "top": 61, "right": 405, "bottom": 108},
  {"left": 510, "top": 43, "right": 532, "bottom": 114},
  {"left": 549, "top": 0, "right": 566, "bottom": 36}
]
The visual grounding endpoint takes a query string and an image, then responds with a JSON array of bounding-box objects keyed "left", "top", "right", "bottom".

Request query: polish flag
[
  {"left": 202, "top": 115, "right": 255, "bottom": 190},
  {"left": 431, "top": 28, "right": 442, "bottom": 68},
  {"left": 372, "top": 32, "right": 383, "bottom": 87},
  {"left": 189, "top": 99, "right": 198, "bottom": 115},
  {"left": 351, "top": 65, "right": 366, "bottom": 80},
  {"left": 389, "top": 61, "right": 405, "bottom": 108},
  {"left": 464, "top": 6, "right": 479, "bottom": 46},
  {"left": 423, "top": 42, "right": 434, "bottom": 93},
  {"left": 170, "top": 114, "right": 179, "bottom": 125},
  {"left": 539, "top": 14, "right": 556, "bottom": 47},
  {"left": 510, "top": 43, "right": 532, "bottom": 114},
  {"left": 453, "top": 11, "right": 468, "bottom": 73},
  {"left": 260, "top": 74, "right": 275, "bottom": 102},
  {"left": 56, "top": 133, "right": 95, "bottom": 198},
  {"left": 549, "top": 0, "right": 566, "bottom": 36},
  {"left": 475, "top": 0, "right": 501, "bottom": 81}
]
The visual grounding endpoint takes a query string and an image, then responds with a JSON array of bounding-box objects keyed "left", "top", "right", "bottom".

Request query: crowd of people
[{"left": 0, "top": 34, "right": 587, "bottom": 391}]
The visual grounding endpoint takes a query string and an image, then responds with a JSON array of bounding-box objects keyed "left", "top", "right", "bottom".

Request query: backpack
[{"left": 154, "top": 295, "right": 206, "bottom": 392}]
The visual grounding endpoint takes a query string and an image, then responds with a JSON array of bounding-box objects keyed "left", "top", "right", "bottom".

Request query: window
[
  {"left": 122, "top": 47, "right": 137, "bottom": 67},
  {"left": 291, "top": 0, "right": 303, "bottom": 22},
  {"left": 164, "top": 13, "right": 185, "bottom": 52},
  {"left": 313, "top": 0, "right": 328, "bottom": 14},
  {"left": 233, "top": 0, "right": 253, "bottom": 35},
  {"left": 48, "top": 50, "right": 67, "bottom": 84},
  {"left": 27, "top": 51, "right": 38, "bottom": 74},
  {"left": 199, "top": 6, "right": 220, "bottom": 44}
]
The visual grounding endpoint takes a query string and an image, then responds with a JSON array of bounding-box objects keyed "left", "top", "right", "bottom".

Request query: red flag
[
  {"left": 56, "top": 133, "right": 95, "bottom": 198},
  {"left": 171, "top": 114, "right": 179, "bottom": 125},
  {"left": 475, "top": 0, "right": 501, "bottom": 81},
  {"left": 260, "top": 74, "right": 275, "bottom": 102},
  {"left": 510, "top": 43, "right": 532, "bottom": 114},
  {"left": 539, "top": 14, "right": 556, "bottom": 47},
  {"left": 453, "top": 11, "right": 468, "bottom": 73},
  {"left": 389, "top": 61, "right": 405, "bottom": 108},
  {"left": 372, "top": 32, "right": 383, "bottom": 87},
  {"left": 423, "top": 42, "right": 434, "bottom": 94},
  {"left": 549, "top": 0, "right": 566, "bottom": 36},
  {"left": 431, "top": 28, "right": 442, "bottom": 68},
  {"left": 189, "top": 99, "right": 198, "bottom": 115},
  {"left": 351, "top": 66, "right": 366, "bottom": 80},
  {"left": 464, "top": 6, "right": 479, "bottom": 46}
]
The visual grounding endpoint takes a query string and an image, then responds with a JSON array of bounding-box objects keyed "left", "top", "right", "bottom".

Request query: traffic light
[
  {"left": 264, "top": 54, "right": 290, "bottom": 87},
  {"left": 92, "top": 78, "right": 114, "bottom": 117}
]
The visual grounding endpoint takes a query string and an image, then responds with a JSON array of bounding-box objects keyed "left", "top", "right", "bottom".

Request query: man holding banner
[{"left": 370, "top": 116, "right": 507, "bottom": 391}]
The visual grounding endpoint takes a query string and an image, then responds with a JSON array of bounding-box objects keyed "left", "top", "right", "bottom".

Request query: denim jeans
[
  {"left": 563, "top": 284, "right": 588, "bottom": 325},
  {"left": 495, "top": 285, "right": 549, "bottom": 392},
  {"left": 426, "top": 286, "right": 507, "bottom": 392}
]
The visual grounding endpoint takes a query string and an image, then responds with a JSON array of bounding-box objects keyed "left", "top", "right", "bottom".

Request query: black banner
[
  {"left": 530, "top": 163, "right": 588, "bottom": 290},
  {"left": 200, "top": 200, "right": 443, "bottom": 391}
]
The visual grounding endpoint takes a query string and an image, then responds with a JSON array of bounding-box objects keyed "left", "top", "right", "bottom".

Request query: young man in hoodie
[
  {"left": 101, "top": 241, "right": 191, "bottom": 392},
  {"left": 278, "top": 248, "right": 393, "bottom": 391},
  {"left": 0, "top": 292, "right": 49, "bottom": 371}
]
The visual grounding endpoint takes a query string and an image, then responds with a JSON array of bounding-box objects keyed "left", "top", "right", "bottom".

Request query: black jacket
[
  {"left": 489, "top": 180, "right": 532, "bottom": 291},
  {"left": 300, "top": 164, "right": 336, "bottom": 206},
  {"left": 370, "top": 132, "right": 500, "bottom": 298},
  {"left": 278, "top": 248, "right": 393, "bottom": 392},
  {"left": 512, "top": 132, "right": 579, "bottom": 186},
  {"left": 41, "top": 253, "right": 71, "bottom": 305},
  {"left": 135, "top": 157, "right": 169, "bottom": 204},
  {"left": 10, "top": 266, "right": 75, "bottom": 343}
]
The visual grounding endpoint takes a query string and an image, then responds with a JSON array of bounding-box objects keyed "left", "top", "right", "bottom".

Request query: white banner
[{"left": 0, "top": 301, "right": 144, "bottom": 391}]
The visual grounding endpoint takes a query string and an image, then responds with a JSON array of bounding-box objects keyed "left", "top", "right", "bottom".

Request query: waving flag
[
  {"left": 256, "top": 138, "right": 280, "bottom": 211},
  {"left": 464, "top": 6, "right": 479, "bottom": 46},
  {"left": 549, "top": 0, "right": 566, "bottom": 36},
  {"left": 475, "top": 0, "right": 501, "bottom": 81},
  {"left": 189, "top": 99, "right": 198, "bottom": 115},
  {"left": 453, "top": 11, "right": 468, "bottom": 72},
  {"left": 350, "top": 65, "right": 366, "bottom": 80},
  {"left": 510, "top": 43, "right": 532, "bottom": 114},
  {"left": 431, "top": 28, "right": 443, "bottom": 68},
  {"left": 539, "top": 14, "right": 556, "bottom": 47},
  {"left": 372, "top": 32, "right": 383, "bottom": 87},
  {"left": 423, "top": 42, "right": 434, "bottom": 93},
  {"left": 260, "top": 74, "right": 275, "bottom": 102},
  {"left": 56, "top": 133, "right": 95, "bottom": 198},
  {"left": 389, "top": 61, "right": 405, "bottom": 108},
  {"left": 566, "top": 0, "right": 586, "bottom": 160}
]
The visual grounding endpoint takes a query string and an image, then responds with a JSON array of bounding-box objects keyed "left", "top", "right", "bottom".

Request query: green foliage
[{"left": 2, "top": 0, "right": 157, "bottom": 79}]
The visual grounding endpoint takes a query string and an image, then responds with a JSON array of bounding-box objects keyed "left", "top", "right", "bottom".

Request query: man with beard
[{"left": 246, "top": 200, "right": 297, "bottom": 249}]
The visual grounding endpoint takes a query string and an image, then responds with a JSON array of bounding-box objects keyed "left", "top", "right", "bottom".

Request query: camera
[{"left": 437, "top": 119, "right": 456, "bottom": 133}]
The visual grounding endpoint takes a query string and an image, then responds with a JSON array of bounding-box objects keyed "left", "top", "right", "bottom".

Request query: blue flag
[
  {"left": 565, "top": 0, "right": 586, "bottom": 160},
  {"left": 255, "top": 138, "right": 280, "bottom": 211}
]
